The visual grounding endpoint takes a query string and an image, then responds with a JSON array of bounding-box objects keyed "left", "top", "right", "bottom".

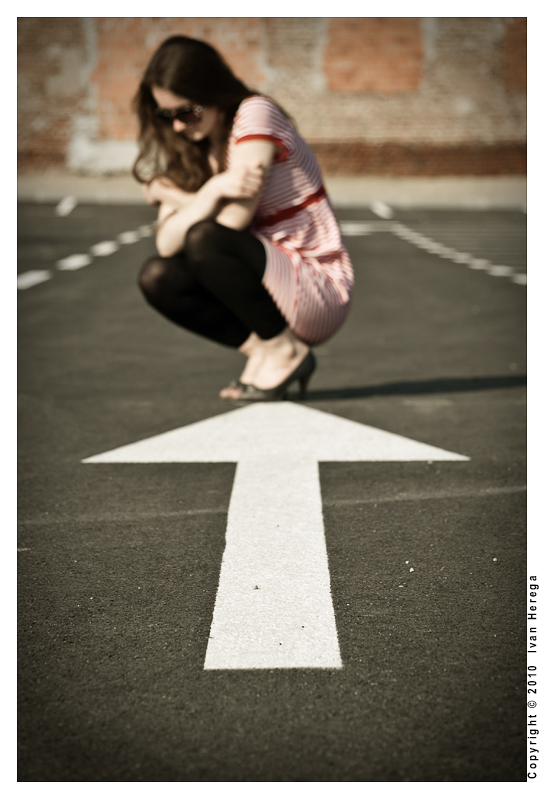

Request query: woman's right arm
[
  {"left": 143, "top": 177, "right": 196, "bottom": 210},
  {"left": 153, "top": 179, "right": 225, "bottom": 257},
  {"left": 154, "top": 163, "right": 264, "bottom": 257}
]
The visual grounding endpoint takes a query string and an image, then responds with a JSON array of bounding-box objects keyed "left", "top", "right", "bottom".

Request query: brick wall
[
  {"left": 17, "top": 18, "right": 90, "bottom": 170},
  {"left": 324, "top": 18, "right": 424, "bottom": 93},
  {"left": 17, "top": 17, "right": 526, "bottom": 176}
]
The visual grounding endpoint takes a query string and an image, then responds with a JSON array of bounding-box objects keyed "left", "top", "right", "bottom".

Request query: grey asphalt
[{"left": 18, "top": 201, "right": 526, "bottom": 781}]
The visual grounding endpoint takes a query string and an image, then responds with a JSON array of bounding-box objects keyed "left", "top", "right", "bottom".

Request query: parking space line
[
  {"left": 89, "top": 241, "right": 120, "bottom": 257},
  {"left": 18, "top": 213, "right": 526, "bottom": 290},
  {"left": 17, "top": 270, "right": 53, "bottom": 289},
  {"left": 55, "top": 195, "right": 78, "bottom": 217},
  {"left": 391, "top": 222, "right": 526, "bottom": 284},
  {"left": 370, "top": 200, "right": 394, "bottom": 219},
  {"left": 18, "top": 223, "right": 155, "bottom": 290},
  {"left": 340, "top": 219, "right": 526, "bottom": 286},
  {"left": 57, "top": 254, "right": 93, "bottom": 271}
]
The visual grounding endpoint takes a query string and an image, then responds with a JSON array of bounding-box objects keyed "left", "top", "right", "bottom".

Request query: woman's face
[{"left": 151, "top": 86, "right": 223, "bottom": 143}]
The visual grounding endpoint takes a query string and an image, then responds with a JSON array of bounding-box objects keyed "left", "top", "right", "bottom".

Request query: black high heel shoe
[
  {"left": 235, "top": 351, "right": 316, "bottom": 403},
  {"left": 220, "top": 378, "right": 247, "bottom": 399}
]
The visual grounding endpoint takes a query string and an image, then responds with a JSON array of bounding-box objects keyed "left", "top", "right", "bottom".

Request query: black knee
[
  {"left": 138, "top": 256, "right": 169, "bottom": 301},
  {"left": 184, "top": 219, "right": 224, "bottom": 264}
]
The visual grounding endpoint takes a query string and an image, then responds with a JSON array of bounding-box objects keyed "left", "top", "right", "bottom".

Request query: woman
[{"left": 133, "top": 35, "right": 354, "bottom": 401}]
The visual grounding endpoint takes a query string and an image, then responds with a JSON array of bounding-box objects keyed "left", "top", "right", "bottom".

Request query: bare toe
[{"left": 219, "top": 380, "right": 243, "bottom": 400}]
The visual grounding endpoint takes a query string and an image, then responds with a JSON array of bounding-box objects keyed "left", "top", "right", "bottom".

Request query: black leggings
[{"left": 138, "top": 219, "right": 287, "bottom": 348}]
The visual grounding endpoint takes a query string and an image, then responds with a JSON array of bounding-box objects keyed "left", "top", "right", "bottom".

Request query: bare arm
[
  {"left": 154, "top": 139, "right": 278, "bottom": 257},
  {"left": 214, "top": 139, "right": 277, "bottom": 230},
  {"left": 142, "top": 177, "right": 195, "bottom": 210},
  {"left": 154, "top": 177, "right": 234, "bottom": 257}
]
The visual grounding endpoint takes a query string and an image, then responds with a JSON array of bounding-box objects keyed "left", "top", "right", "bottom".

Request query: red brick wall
[
  {"left": 92, "top": 17, "right": 265, "bottom": 141},
  {"left": 17, "top": 17, "right": 527, "bottom": 176},
  {"left": 17, "top": 18, "right": 89, "bottom": 170},
  {"left": 311, "top": 142, "right": 526, "bottom": 176},
  {"left": 324, "top": 18, "right": 423, "bottom": 93},
  {"left": 501, "top": 18, "right": 527, "bottom": 91}
]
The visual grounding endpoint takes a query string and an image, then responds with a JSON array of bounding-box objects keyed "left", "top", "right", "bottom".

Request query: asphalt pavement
[{"left": 18, "top": 200, "right": 527, "bottom": 781}]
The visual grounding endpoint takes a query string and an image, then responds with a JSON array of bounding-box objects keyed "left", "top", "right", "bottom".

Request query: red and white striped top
[{"left": 226, "top": 96, "right": 354, "bottom": 346}]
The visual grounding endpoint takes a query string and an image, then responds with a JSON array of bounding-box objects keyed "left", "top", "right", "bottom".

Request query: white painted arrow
[{"left": 83, "top": 402, "right": 469, "bottom": 670}]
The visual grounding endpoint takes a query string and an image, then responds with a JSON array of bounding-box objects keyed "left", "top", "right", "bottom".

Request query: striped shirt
[{"left": 226, "top": 96, "right": 354, "bottom": 346}]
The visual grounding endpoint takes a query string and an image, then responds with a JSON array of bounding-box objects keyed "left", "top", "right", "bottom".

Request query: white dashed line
[
  {"left": 370, "top": 200, "right": 394, "bottom": 219},
  {"left": 55, "top": 195, "right": 78, "bottom": 217},
  {"left": 428, "top": 244, "right": 454, "bottom": 258},
  {"left": 340, "top": 221, "right": 393, "bottom": 235},
  {"left": 137, "top": 224, "right": 155, "bottom": 237},
  {"left": 118, "top": 231, "right": 141, "bottom": 244},
  {"left": 57, "top": 254, "right": 93, "bottom": 270},
  {"left": 17, "top": 270, "right": 52, "bottom": 289},
  {"left": 90, "top": 241, "right": 120, "bottom": 257},
  {"left": 487, "top": 265, "right": 514, "bottom": 277},
  {"left": 339, "top": 222, "right": 372, "bottom": 235},
  {"left": 19, "top": 219, "right": 157, "bottom": 289},
  {"left": 385, "top": 221, "right": 526, "bottom": 286},
  {"left": 20, "top": 210, "right": 525, "bottom": 291},
  {"left": 467, "top": 259, "right": 490, "bottom": 270}
]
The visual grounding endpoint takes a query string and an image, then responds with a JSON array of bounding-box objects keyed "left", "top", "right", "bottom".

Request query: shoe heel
[{"left": 298, "top": 374, "right": 311, "bottom": 400}]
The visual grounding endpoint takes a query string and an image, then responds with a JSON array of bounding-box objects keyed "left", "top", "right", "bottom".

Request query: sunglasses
[{"left": 154, "top": 104, "right": 203, "bottom": 124}]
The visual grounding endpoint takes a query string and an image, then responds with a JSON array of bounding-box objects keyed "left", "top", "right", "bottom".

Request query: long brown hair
[{"left": 132, "top": 36, "right": 257, "bottom": 191}]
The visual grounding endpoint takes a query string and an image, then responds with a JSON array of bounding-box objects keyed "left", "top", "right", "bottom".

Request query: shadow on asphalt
[{"left": 303, "top": 374, "right": 526, "bottom": 402}]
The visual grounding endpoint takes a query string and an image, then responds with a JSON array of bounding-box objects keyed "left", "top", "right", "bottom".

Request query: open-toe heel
[
  {"left": 220, "top": 379, "right": 250, "bottom": 400},
  {"left": 236, "top": 351, "right": 316, "bottom": 403}
]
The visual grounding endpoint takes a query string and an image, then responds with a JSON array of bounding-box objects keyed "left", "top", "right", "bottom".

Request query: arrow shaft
[
  {"left": 83, "top": 402, "right": 467, "bottom": 670},
  {"left": 204, "top": 457, "right": 342, "bottom": 669}
]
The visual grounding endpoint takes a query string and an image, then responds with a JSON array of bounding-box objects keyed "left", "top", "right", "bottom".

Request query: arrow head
[{"left": 83, "top": 402, "right": 469, "bottom": 463}]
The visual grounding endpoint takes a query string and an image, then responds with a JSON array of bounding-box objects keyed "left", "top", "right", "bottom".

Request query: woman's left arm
[
  {"left": 214, "top": 138, "right": 277, "bottom": 230},
  {"left": 153, "top": 139, "right": 278, "bottom": 256},
  {"left": 143, "top": 177, "right": 196, "bottom": 209}
]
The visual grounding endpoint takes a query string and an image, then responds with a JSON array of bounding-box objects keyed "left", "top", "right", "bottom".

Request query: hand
[{"left": 210, "top": 163, "right": 265, "bottom": 201}]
